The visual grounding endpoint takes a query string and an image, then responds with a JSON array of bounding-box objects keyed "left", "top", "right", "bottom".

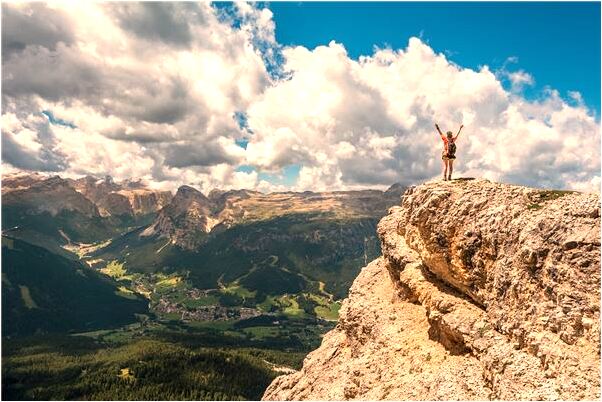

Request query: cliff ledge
[{"left": 263, "top": 179, "right": 600, "bottom": 400}]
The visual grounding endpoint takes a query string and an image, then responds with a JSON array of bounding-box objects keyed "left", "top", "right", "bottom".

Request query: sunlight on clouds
[
  {"left": 245, "top": 36, "right": 599, "bottom": 192},
  {"left": 2, "top": 113, "right": 43, "bottom": 153},
  {"left": 2, "top": 1, "right": 273, "bottom": 191},
  {"left": 1, "top": 2, "right": 599, "bottom": 193},
  {"left": 507, "top": 70, "right": 535, "bottom": 91}
]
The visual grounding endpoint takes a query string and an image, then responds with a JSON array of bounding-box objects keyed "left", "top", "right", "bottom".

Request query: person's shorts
[{"left": 442, "top": 154, "right": 456, "bottom": 160}]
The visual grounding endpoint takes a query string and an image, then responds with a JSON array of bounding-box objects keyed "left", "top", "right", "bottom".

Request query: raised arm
[
  {"left": 435, "top": 123, "right": 444, "bottom": 138},
  {"left": 454, "top": 124, "right": 464, "bottom": 141}
]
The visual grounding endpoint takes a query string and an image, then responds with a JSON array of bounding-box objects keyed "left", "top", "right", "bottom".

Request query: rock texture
[
  {"left": 71, "top": 175, "right": 172, "bottom": 217},
  {"left": 117, "top": 188, "right": 173, "bottom": 216},
  {"left": 2, "top": 172, "right": 172, "bottom": 218},
  {"left": 2, "top": 172, "right": 48, "bottom": 193},
  {"left": 142, "top": 185, "right": 219, "bottom": 250},
  {"left": 263, "top": 179, "right": 600, "bottom": 400},
  {"left": 2, "top": 176, "right": 101, "bottom": 217}
]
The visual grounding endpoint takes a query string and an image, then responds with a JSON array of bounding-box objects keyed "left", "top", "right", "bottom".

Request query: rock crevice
[{"left": 263, "top": 179, "right": 600, "bottom": 401}]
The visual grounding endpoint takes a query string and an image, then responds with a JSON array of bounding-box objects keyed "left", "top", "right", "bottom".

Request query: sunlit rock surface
[{"left": 263, "top": 179, "right": 600, "bottom": 400}]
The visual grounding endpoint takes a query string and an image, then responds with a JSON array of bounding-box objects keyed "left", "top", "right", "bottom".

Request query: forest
[{"left": 3, "top": 332, "right": 308, "bottom": 400}]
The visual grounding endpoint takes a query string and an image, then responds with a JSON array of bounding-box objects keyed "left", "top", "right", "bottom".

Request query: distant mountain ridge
[
  {"left": 3, "top": 172, "right": 173, "bottom": 220},
  {"left": 69, "top": 175, "right": 172, "bottom": 218},
  {"left": 2, "top": 173, "right": 174, "bottom": 252},
  {"left": 2, "top": 171, "right": 404, "bottom": 252},
  {"left": 3, "top": 175, "right": 101, "bottom": 218},
  {"left": 143, "top": 183, "right": 404, "bottom": 251}
]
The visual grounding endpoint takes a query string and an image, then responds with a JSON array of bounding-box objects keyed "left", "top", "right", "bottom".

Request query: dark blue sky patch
[
  {"left": 233, "top": 111, "right": 252, "bottom": 149},
  {"left": 41, "top": 110, "right": 76, "bottom": 129},
  {"left": 233, "top": 111, "right": 252, "bottom": 132},
  {"left": 212, "top": 2, "right": 242, "bottom": 29},
  {"left": 235, "top": 138, "right": 249, "bottom": 149}
]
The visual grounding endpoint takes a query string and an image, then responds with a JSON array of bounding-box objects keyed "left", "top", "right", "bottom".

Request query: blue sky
[
  {"left": 237, "top": 164, "right": 302, "bottom": 187},
  {"left": 268, "top": 1, "right": 601, "bottom": 114}
]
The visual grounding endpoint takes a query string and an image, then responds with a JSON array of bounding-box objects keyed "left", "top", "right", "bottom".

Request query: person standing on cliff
[{"left": 435, "top": 123, "right": 463, "bottom": 181}]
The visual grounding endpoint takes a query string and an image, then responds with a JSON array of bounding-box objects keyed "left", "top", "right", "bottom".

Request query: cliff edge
[{"left": 263, "top": 179, "right": 600, "bottom": 400}]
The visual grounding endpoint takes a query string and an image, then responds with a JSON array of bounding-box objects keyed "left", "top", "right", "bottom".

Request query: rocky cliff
[
  {"left": 263, "top": 179, "right": 600, "bottom": 400},
  {"left": 2, "top": 176, "right": 101, "bottom": 218},
  {"left": 3, "top": 172, "right": 172, "bottom": 218},
  {"left": 71, "top": 175, "right": 172, "bottom": 217},
  {"left": 141, "top": 185, "right": 219, "bottom": 250}
]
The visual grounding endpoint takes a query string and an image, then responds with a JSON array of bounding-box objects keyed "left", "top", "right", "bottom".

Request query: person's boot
[{"left": 448, "top": 174, "right": 452, "bottom": 181}]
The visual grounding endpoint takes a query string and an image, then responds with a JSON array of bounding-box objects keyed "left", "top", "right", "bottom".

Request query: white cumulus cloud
[{"left": 1, "top": 2, "right": 599, "bottom": 193}]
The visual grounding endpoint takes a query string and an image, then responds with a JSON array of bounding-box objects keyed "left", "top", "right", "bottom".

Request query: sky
[
  {"left": 270, "top": 1, "right": 601, "bottom": 113},
  {"left": 2, "top": 1, "right": 600, "bottom": 193}
]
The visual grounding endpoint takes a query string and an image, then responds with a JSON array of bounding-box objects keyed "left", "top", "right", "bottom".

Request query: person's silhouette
[{"left": 435, "top": 123, "right": 463, "bottom": 181}]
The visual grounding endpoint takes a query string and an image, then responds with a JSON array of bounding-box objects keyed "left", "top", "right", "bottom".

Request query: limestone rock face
[
  {"left": 263, "top": 179, "right": 600, "bottom": 400},
  {"left": 125, "top": 189, "right": 172, "bottom": 215},
  {"left": 1, "top": 172, "right": 48, "bottom": 193},
  {"left": 141, "top": 185, "right": 220, "bottom": 250},
  {"left": 2, "top": 176, "right": 101, "bottom": 217},
  {"left": 71, "top": 175, "right": 172, "bottom": 217}
]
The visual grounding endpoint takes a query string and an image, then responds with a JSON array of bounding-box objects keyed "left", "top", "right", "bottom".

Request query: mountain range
[{"left": 2, "top": 171, "right": 404, "bottom": 336}]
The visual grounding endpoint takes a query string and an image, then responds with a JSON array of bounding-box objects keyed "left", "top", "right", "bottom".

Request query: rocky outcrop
[
  {"left": 3, "top": 173, "right": 172, "bottom": 218},
  {"left": 115, "top": 188, "right": 172, "bottom": 216},
  {"left": 2, "top": 176, "right": 101, "bottom": 217},
  {"left": 263, "top": 179, "right": 600, "bottom": 400},
  {"left": 71, "top": 175, "right": 172, "bottom": 217},
  {"left": 141, "top": 185, "right": 219, "bottom": 250},
  {"left": 1, "top": 172, "right": 48, "bottom": 193}
]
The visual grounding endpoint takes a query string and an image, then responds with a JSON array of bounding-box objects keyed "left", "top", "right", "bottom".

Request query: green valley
[{"left": 2, "top": 237, "right": 148, "bottom": 336}]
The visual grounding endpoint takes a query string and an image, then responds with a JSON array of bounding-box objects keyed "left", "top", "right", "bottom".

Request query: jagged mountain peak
[
  {"left": 2, "top": 172, "right": 172, "bottom": 220},
  {"left": 384, "top": 182, "right": 404, "bottom": 196},
  {"left": 3, "top": 174, "right": 100, "bottom": 218},
  {"left": 171, "top": 185, "right": 212, "bottom": 211},
  {"left": 208, "top": 188, "right": 225, "bottom": 200},
  {"left": 121, "top": 178, "right": 144, "bottom": 189},
  {"left": 173, "top": 185, "right": 208, "bottom": 200},
  {"left": 143, "top": 184, "right": 218, "bottom": 249},
  {"left": 176, "top": 184, "right": 201, "bottom": 193},
  {"left": 37, "top": 175, "right": 70, "bottom": 187}
]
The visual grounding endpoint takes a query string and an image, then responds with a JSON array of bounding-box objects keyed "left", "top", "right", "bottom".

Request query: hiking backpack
[{"left": 447, "top": 141, "right": 456, "bottom": 157}]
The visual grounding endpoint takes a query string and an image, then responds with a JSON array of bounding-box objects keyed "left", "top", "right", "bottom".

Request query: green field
[
  {"left": 89, "top": 212, "right": 381, "bottom": 299},
  {"left": 101, "top": 261, "right": 127, "bottom": 279},
  {"left": 1, "top": 234, "right": 343, "bottom": 400},
  {"left": 1, "top": 173, "right": 403, "bottom": 401}
]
